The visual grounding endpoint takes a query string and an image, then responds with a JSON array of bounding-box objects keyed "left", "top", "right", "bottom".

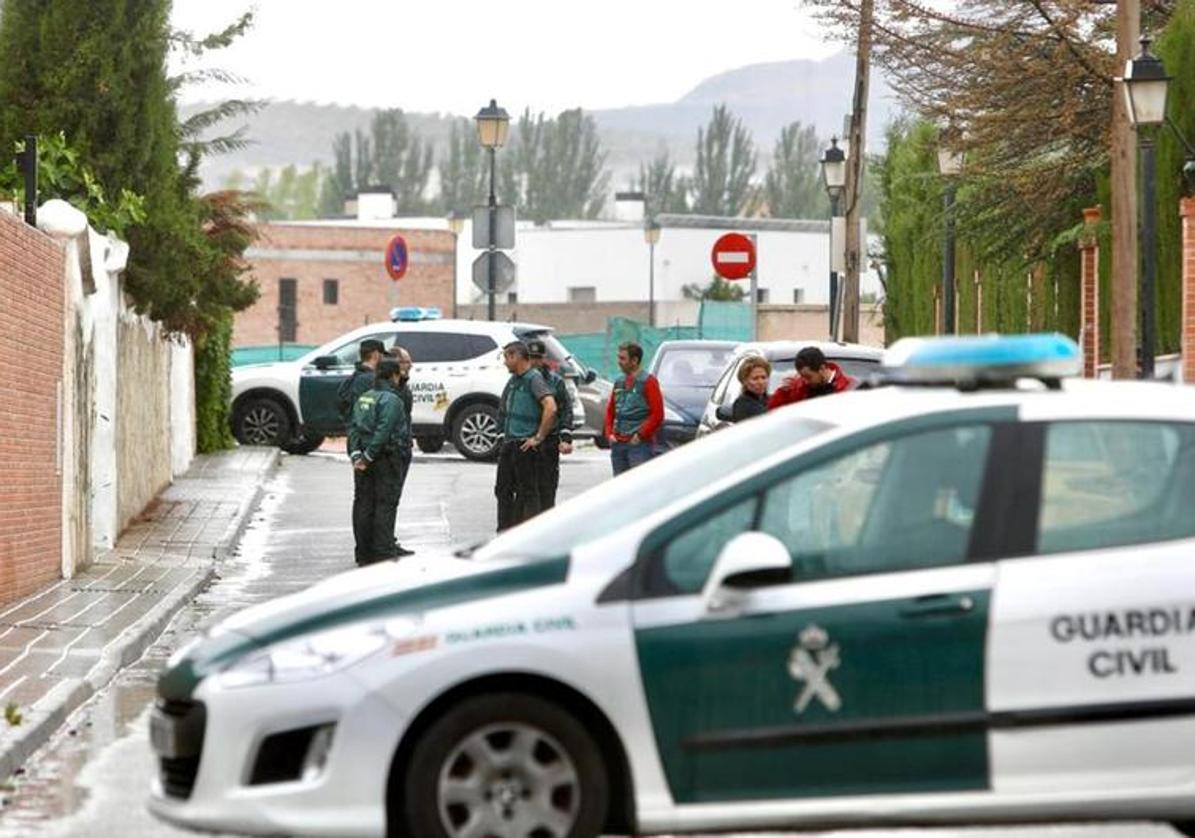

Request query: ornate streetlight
[
  {"left": 820, "top": 138, "right": 847, "bottom": 339},
  {"left": 474, "top": 99, "right": 511, "bottom": 321}
]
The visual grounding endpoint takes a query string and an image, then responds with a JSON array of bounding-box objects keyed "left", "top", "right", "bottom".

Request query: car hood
[
  {"left": 158, "top": 555, "right": 570, "bottom": 700},
  {"left": 663, "top": 386, "right": 713, "bottom": 423}
]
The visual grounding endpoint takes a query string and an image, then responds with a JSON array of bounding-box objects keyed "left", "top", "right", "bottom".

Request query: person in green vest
[
  {"left": 495, "top": 341, "right": 557, "bottom": 531},
  {"left": 337, "top": 338, "right": 386, "bottom": 445},
  {"left": 347, "top": 359, "right": 413, "bottom": 565},
  {"left": 604, "top": 341, "right": 664, "bottom": 475},
  {"left": 526, "top": 338, "right": 573, "bottom": 510}
]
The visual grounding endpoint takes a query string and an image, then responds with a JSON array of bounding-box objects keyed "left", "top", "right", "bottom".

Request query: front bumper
[{"left": 148, "top": 673, "right": 406, "bottom": 837}]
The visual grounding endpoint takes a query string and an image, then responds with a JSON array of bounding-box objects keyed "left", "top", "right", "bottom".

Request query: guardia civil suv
[
  {"left": 153, "top": 335, "right": 1195, "bottom": 837},
  {"left": 230, "top": 310, "right": 588, "bottom": 461}
]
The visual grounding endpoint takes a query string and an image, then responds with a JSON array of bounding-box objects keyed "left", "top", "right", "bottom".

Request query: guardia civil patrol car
[
  {"left": 152, "top": 334, "right": 1195, "bottom": 838},
  {"left": 230, "top": 309, "right": 589, "bottom": 460}
]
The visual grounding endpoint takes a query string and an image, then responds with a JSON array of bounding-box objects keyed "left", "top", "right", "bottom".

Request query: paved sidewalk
[{"left": 0, "top": 447, "right": 278, "bottom": 783}]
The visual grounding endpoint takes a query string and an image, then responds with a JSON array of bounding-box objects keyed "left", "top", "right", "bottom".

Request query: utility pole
[
  {"left": 841, "top": 0, "right": 874, "bottom": 344},
  {"left": 1111, "top": 0, "right": 1140, "bottom": 378}
]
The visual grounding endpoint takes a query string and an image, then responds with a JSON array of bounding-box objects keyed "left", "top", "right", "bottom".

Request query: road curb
[{"left": 0, "top": 449, "right": 280, "bottom": 784}]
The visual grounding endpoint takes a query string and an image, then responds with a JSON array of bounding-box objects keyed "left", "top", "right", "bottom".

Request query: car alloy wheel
[
  {"left": 456, "top": 409, "right": 499, "bottom": 458},
  {"left": 241, "top": 403, "right": 283, "bottom": 445},
  {"left": 437, "top": 722, "right": 580, "bottom": 838}
]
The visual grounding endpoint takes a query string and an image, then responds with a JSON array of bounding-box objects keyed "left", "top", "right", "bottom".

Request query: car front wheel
[
  {"left": 451, "top": 403, "right": 500, "bottom": 462},
  {"left": 232, "top": 397, "right": 292, "bottom": 447},
  {"left": 398, "top": 693, "right": 608, "bottom": 838}
]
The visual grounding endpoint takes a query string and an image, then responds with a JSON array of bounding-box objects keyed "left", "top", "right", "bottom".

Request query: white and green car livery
[{"left": 152, "top": 345, "right": 1195, "bottom": 838}]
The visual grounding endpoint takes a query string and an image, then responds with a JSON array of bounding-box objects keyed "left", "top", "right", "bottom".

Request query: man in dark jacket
[
  {"left": 495, "top": 342, "right": 557, "bottom": 531},
  {"left": 337, "top": 338, "right": 386, "bottom": 432},
  {"left": 526, "top": 338, "right": 573, "bottom": 509},
  {"left": 383, "top": 345, "right": 416, "bottom": 557},
  {"left": 767, "top": 346, "right": 855, "bottom": 410},
  {"left": 347, "top": 359, "right": 412, "bottom": 565}
]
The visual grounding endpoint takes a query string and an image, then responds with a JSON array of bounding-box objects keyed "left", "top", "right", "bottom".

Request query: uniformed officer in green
[
  {"left": 495, "top": 341, "right": 557, "bottom": 531},
  {"left": 337, "top": 338, "right": 386, "bottom": 447},
  {"left": 347, "top": 359, "right": 413, "bottom": 565},
  {"left": 525, "top": 338, "right": 573, "bottom": 510}
]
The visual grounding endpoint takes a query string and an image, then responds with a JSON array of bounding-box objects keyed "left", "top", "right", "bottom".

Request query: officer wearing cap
[
  {"left": 338, "top": 338, "right": 386, "bottom": 437},
  {"left": 495, "top": 341, "right": 556, "bottom": 531},
  {"left": 526, "top": 338, "right": 573, "bottom": 509},
  {"left": 347, "top": 359, "right": 413, "bottom": 564}
]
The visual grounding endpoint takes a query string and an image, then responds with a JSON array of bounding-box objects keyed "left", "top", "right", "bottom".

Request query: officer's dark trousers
[
  {"left": 352, "top": 452, "right": 402, "bottom": 564},
  {"left": 535, "top": 437, "right": 561, "bottom": 510},
  {"left": 496, "top": 440, "right": 543, "bottom": 531}
]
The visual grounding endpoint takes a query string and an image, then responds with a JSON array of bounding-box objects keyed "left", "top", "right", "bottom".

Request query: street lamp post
[
  {"left": 446, "top": 211, "right": 466, "bottom": 318},
  {"left": 474, "top": 99, "right": 510, "bottom": 322},
  {"left": 820, "top": 137, "right": 847, "bottom": 339},
  {"left": 937, "top": 132, "right": 965, "bottom": 336},
  {"left": 644, "top": 220, "right": 661, "bottom": 327},
  {"left": 1123, "top": 36, "right": 1170, "bottom": 379}
]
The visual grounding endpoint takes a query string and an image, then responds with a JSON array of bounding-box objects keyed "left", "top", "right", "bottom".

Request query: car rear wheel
[
  {"left": 232, "top": 397, "right": 292, "bottom": 447},
  {"left": 417, "top": 435, "right": 446, "bottom": 454},
  {"left": 399, "top": 693, "right": 608, "bottom": 838},
  {"left": 452, "top": 403, "right": 500, "bottom": 462}
]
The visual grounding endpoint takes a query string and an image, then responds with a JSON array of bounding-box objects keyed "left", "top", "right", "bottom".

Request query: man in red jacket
[
  {"left": 604, "top": 341, "right": 665, "bottom": 475},
  {"left": 767, "top": 346, "right": 855, "bottom": 410}
]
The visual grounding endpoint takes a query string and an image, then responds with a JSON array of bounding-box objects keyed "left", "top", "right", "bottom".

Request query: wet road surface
[{"left": 0, "top": 448, "right": 1183, "bottom": 838}]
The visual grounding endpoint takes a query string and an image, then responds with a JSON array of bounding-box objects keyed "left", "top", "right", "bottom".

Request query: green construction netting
[
  {"left": 232, "top": 345, "right": 317, "bottom": 367},
  {"left": 558, "top": 302, "right": 752, "bottom": 381}
]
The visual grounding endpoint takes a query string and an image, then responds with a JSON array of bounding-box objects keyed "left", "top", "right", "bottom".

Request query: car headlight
[{"left": 215, "top": 617, "right": 422, "bottom": 689}]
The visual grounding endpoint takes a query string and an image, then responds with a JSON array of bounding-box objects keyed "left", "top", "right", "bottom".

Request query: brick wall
[
  {"left": 1183, "top": 198, "right": 1195, "bottom": 385},
  {"left": 234, "top": 224, "right": 454, "bottom": 348},
  {"left": 0, "top": 212, "right": 64, "bottom": 604}
]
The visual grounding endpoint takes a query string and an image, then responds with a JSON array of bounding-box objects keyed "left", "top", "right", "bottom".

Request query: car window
[
  {"left": 759, "top": 425, "right": 992, "bottom": 580},
  {"left": 323, "top": 332, "right": 393, "bottom": 368},
  {"left": 656, "top": 348, "right": 736, "bottom": 388},
  {"left": 394, "top": 332, "right": 477, "bottom": 363},
  {"left": 1036, "top": 421, "right": 1195, "bottom": 555},
  {"left": 656, "top": 497, "right": 758, "bottom": 594}
]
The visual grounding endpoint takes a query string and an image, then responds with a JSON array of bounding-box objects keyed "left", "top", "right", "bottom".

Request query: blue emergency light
[
  {"left": 883, "top": 333, "right": 1081, "bottom": 386},
  {"left": 390, "top": 306, "right": 442, "bottom": 322}
]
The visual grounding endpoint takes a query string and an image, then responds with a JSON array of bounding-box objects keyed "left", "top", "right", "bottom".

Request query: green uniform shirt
[
  {"left": 613, "top": 369, "right": 651, "bottom": 436},
  {"left": 539, "top": 365, "right": 573, "bottom": 441},
  {"left": 499, "top": 368, "right": 553, "bottom": 440},
  {"left": 338, "top": 364, "right": 375, "bottom": 425},
  {"left": 348, "top": 381, "right": 412, "bottom": 462}
]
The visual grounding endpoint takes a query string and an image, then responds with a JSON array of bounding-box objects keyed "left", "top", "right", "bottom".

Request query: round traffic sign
[
  {"left": 711, "top": 232, "right": 756, "bottom": 281},
  {"left": 385, "top": 234, "right": 409, "bottom": 281}
]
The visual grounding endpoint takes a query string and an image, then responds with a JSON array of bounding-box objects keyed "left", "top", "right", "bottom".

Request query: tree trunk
[
  {"left": 1111, "top": 0, "right": 1140, "bottom": 378},
  {"left": 842, "top": 0, "right": 874, "bottom": 344}
]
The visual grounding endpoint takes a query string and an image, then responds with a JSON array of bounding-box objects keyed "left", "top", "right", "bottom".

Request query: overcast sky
[{"left": 170, "top": 0, "right": 839, "bottom": 115}]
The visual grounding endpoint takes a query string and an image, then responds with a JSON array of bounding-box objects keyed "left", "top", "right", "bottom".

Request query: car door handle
[{"left": 898, "top": 594, "right": 975, "bottom": 619}]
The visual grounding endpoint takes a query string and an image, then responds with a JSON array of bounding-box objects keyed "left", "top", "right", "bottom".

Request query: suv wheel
[
  {"left": 416, "top": 435, "right": 446, "bottom": 454},
  {"left": 397, "top": 693, "right": 608, "bottom": 838},
  {"left": 451, "top": 403, "right": 500, "bottom": 462},
  {"left": 233, "top": 397, "right": 292, "bottom": 447}
]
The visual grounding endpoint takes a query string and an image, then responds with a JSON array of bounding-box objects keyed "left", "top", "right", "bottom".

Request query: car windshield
[
  {"left": 656, "top": 347, "right": 737, "bottom": 389},
  {"left": 474, "top": 414, "right": 834, "bottom": 561}
]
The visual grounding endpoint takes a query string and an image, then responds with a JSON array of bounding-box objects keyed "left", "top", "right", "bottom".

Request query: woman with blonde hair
[{"left": 732, "top": 355, "right": 771, "bottom": 421}]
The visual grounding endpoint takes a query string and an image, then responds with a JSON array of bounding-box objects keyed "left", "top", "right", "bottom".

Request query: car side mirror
[
  {"left": 715, "top": 404, "right": 734, "bottom": 423},
  {"left": 312, "top": 355, "right": 340, "bottom": 370},
  {"left": 701, "top": 533, "right": 792, "bottom": 615},
  {"left": 583, "top": 368, "right": 598, "bottom": 385}
]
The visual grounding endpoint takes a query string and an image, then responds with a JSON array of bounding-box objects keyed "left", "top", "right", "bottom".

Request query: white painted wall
[
  {"left": 454, "top": 220, "right": 883, "bottom": 308},
  {"left": 170, "top": 339, "right": 196, "bottom": 477}
]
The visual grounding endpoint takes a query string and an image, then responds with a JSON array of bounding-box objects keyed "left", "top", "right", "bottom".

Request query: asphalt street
[{"left": 0, "top": 446, "right": 1181, "bottom": 838}]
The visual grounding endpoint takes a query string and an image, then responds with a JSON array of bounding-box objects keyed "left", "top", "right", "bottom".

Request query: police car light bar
[
  {"left": 883, "top": 333, "right": 1081, "bottom": 386},
  {"left": 390, "top": 306, "right": 442, "bottom": 322}
]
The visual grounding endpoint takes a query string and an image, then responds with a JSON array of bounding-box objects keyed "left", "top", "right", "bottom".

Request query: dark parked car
[{"left": 647, "top": 340, "right": 739, "bottom": 449}]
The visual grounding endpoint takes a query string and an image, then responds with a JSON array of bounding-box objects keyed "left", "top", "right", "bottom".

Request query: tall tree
[
  {"left": 763, "top": 122, "right": 828, "bottom": 219},
  {"left": 691, "top": 105, "right": 757, "bottom": 216},
  {"left": 636, "top": 151, "right": 689, "bottom": 214},
  {"left": 438, "top": 117, "right": 488, "bottom": 214},
  {"left": 327, "top": 110, "right": 435, "bottom": 214},
  {"left": 499, "top": 108, "right": 610, "bottom": 222}
]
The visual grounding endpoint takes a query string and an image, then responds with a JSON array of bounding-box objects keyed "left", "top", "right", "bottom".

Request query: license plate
[{"left": 150, "top": 710, "right": 186, "bottom": 759}]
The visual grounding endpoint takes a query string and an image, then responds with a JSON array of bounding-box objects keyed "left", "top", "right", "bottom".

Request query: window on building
[
  {"left": 755, "top": 288, "right": 769, "bottom": 304},
  {"left": 278, "top": 278, "right": 297, "bottom": 343},
  {"left": 568, "top": 287, "right": 597, "bottom": 303},
  {"left": 323, "top": 278, "right": 339, "bottom": 305},
  {"left": 793, "top": 289, "right": 805, "bottom": 304},
  {"left": 507, "top": 292, "right": 518, "bottom": 304}
]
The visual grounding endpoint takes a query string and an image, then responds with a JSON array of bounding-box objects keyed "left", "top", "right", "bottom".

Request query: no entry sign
[
  {"left": 385, "top": 234, "right": 409, "bottom": 281},
  {"left": 711, "top": 232, "right": 756, "bottom": 281}
]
